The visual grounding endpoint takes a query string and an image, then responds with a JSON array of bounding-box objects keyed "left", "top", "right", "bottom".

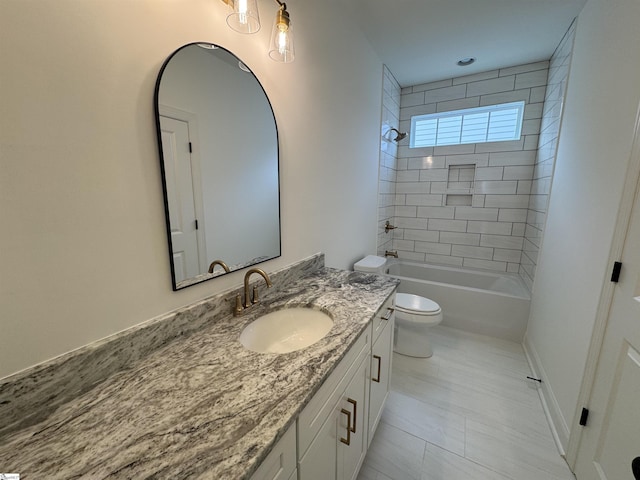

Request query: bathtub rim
[{"left": 383, "top": 258, "right": 531, "bottom": 301}]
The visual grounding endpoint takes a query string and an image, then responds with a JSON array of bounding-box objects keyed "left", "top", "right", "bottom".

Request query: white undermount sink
[{"left": 239, "top": 308, "right": 334, "bottom": 354}]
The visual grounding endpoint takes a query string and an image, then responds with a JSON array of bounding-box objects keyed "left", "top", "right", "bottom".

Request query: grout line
[
  {"left": 365, "top": 326, "right": 573, "bottom": 480},
  {"left": 424, "top": 441, "right": 514, "bottom": 480}
]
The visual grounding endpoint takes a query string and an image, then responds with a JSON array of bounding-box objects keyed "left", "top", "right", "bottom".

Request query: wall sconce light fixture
[
  {"left": 269, "top": 0, "right": 295, "bottom": 63},
  {"left": 223, "top": 0, "right": 261, "bottom": 34},
  {"left": 220, "top": 0, "right": 295, "bottom": 63}
]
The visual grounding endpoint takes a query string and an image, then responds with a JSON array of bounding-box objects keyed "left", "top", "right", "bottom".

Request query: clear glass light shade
[
  {"left": 269, "top": 10, "right": 295, "bottom": 63},
  {"left": 226, "top": 0, "right": 261, "bottom": 34}
]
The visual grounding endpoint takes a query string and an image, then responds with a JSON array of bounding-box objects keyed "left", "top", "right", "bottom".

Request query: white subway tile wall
[
  {"left": 391, "top": 60, "right": 550, "bottom": 274},
  {"left": 377, "top": 26, "right": 574, "bottom": 281},
  {"left": 377, "top": 66, "right": 402, "bottom": 256},
  {"left": 521, "top": 20, "right": 576, "bottom": 290}
]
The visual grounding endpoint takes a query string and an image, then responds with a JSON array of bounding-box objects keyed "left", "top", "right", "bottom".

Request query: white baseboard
[{"left": 522, "top": 333, "right": 571, "bottom": 456}]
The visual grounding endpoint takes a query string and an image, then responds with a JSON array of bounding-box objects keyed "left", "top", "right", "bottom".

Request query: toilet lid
[{"left": 395, "top": 293, "right": 441, "bottom": 315}]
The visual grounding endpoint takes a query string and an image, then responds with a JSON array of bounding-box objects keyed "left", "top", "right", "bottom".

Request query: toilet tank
[{"left": 353, "top": 255, "right": 387, "bottom": 274}]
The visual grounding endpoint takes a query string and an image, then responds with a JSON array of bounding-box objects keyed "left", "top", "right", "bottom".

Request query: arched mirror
[{"left": 154, "top": 43, "right": 281, "bottom": 290}]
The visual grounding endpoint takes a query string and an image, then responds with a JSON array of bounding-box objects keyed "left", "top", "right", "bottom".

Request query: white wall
[
  {"left": 525, "top": 0, "right": 640, "bottom": 449},
  {"left": 0, "top": 0, "right": 382, "bottom": 378}
]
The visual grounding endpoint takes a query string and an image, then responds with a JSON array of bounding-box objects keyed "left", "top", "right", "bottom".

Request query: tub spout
[{"left": 385, "top": 250, "right": 398, "bottom": 258}]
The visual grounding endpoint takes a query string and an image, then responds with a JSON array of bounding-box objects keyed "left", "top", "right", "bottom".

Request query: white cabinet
[
  {"left": 252, "top": 291, "right": 396, "bottom": 480},
  {"left": 298, "top": 328, "right": 371, "bottom": 480},
  {"left": 371, "top": 294, "right": 395, "bottom": 342},
  {"left": 250, "top": 422, "right": 297, "bottom": 480},
  {"left": 337, "top": 354, "right": 369, "bottom": 480},
  {"left": 368, "top": 296, "right": 395, "bottom": 445},
  {"left": 297, "top": 399, "right": 337, "bottom": 479},
  {"left": 298, "top": 352, "right": 370, "bottom": 480}
]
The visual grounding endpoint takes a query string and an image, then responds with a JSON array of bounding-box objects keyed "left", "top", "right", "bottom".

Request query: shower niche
[{"left": 445, "top": 164, "right": 475, "bottom": 206}]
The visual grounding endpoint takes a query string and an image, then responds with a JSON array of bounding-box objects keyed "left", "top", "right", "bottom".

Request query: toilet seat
[{"left": 395, "top": 293, "right": 441, "bottom": 316}]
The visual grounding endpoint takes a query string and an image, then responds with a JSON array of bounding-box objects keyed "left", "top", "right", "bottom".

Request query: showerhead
[{"left": 389, "top": 127, "right": 408, "bottom": 142}]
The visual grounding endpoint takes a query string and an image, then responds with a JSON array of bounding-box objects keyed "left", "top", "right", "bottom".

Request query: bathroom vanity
[
  {"left": 295, "top": 293, "right": 395, "bottom": 480},
  {"left": 0, "top": 255, "right": 397, "bottom": 479},
  {"left": 251, "top": 291, "right": 394, "bottom": 480}
]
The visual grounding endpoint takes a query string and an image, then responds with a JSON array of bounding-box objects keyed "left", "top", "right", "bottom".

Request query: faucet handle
[
  {"left": 384, "top": 221, "right": 397, "bottom": 233},
  {"left": 234, "top": 294, "right": 244, "bottom": 316},
  {"left": 251, "top": 285, "right": 260, "bottom": 304}
]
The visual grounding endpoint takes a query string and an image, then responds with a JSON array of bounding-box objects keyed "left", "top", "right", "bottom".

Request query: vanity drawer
[
  {"left": 297, "top": 326, "right": 371, "bottom": 457},
  {"left": 250, "top": 421, "right": 296, "bottom": 480},
  {"left": 372, "top": 292, "right": 395, "bottom": 343}
]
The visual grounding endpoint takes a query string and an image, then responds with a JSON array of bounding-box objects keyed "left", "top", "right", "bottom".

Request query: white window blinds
[{"left": 410, "top": 101, "right": 525, "bottom": 148}]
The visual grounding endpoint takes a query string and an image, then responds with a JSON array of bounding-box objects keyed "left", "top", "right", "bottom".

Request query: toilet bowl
[
  {"left": 353, "top": 255, "right": 443, "bottom": 358},
  {"left": 394, "top": 293, "right": 443, "bottom": 358}
]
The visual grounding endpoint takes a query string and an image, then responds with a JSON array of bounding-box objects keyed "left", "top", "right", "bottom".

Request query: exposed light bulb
[
  {"left": 238, "top": 0, "right": 248, "bottom": 25},
  {"left": 225, "top": 0, "right": 260, "bottom": 34},
  {"left": 269, "top": 5, "right": 294, "bottom": 62},
  {"left": 277, "top": 26, "right": 288, "bottom": 54}
]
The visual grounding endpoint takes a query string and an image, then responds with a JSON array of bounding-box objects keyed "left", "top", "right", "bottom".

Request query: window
[{"left": 410, "top": 101, "right": 525, "bottom": 148}]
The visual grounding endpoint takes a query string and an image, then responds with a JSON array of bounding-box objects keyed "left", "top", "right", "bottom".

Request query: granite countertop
[{"left": 0, "top": 267, "right": 398, "bottom": 479}]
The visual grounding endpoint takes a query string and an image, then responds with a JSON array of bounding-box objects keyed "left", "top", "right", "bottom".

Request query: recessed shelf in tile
[{"left": 447, "top": 164, "right": 476, "bottom": 193}]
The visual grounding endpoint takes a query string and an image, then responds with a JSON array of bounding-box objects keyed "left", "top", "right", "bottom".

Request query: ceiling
[{"left": 340, "top": 0, "right": 588, "bottom": 87}]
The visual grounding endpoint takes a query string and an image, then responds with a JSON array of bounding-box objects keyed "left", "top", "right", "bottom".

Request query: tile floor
[{"left": 357, "top": 325, "right": 576, "bottom": 480}]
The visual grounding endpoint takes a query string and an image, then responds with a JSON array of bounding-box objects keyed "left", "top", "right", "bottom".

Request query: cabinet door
[
  {"left": 337, "top": 355, "right": 370, "bottom": 480},
  {"left": 298, "top": 408, "right": 337, "bottom": 480},
  {"left": 368, "top": 315, "right": 394, "bottom": 446},
  {"left": 372, "top": 296, "right": 395, "bottom": 343},
  {"left": 298, "top": 329, "right": 371, "bottom": 457},
  {"left": 250, "top": 422, "right": 297, "bottom": 480}
]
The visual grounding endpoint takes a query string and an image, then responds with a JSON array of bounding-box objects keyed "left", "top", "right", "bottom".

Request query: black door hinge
[
  {"left": 195, "top": 219, "right": 199, "bottom": 230},
  {"left": 611, "top": 261, "right": 622, "bottom": 283},
  {"left": 579, "top": 407, "right": 589, "bottom": 426},
  {"left": 189, "top": 142, "right": 193, "bottom": 153}
]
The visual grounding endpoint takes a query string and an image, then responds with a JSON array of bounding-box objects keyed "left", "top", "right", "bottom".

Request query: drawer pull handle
[
  {"left": 340, "top": 408, "right": 351, "bottom": 445},
  {"left": 347, "top": 398, "right": 357, "bottom": 433},
  {"left": 381, "top": 307, "right": 395, "bottom": 321},
  {"left": 372, "top": 355, "right": 382, "bottom": 383}
]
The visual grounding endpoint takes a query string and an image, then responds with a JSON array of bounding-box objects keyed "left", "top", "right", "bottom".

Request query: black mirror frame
[{"left": 153, "top": 42, "right": 281, "bottom": 291}]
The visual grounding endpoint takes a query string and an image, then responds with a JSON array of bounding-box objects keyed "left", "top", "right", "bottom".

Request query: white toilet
[{"left": 353, "top": 255, "right": 443, "bottom": 358}]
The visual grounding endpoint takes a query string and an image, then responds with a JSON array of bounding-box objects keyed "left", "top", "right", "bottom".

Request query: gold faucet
[
  {"left": 384, "top": 221, "right": 397, "bottom": 233},
  {"left": 208, "top": 259, "right": 230, "bottom": 274},
  {"left": 234, "top": 268, "right": 273, "bottom": 316},
  {"left": 385, "top": 250, "right": 399, "bottom": 258}
]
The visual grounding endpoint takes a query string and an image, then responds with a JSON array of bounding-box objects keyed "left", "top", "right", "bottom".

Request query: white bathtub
[{"left": 384, "top": 259, "right": 531, "bottom": 342}]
